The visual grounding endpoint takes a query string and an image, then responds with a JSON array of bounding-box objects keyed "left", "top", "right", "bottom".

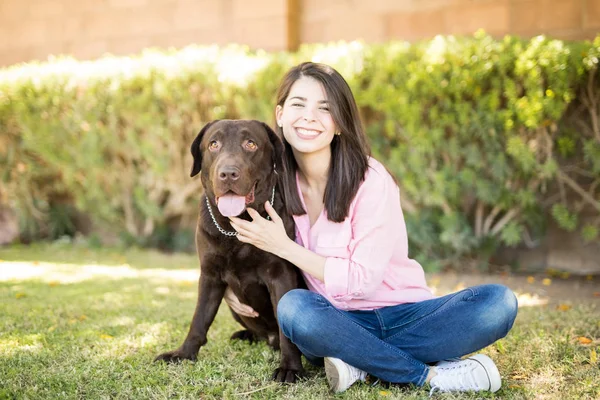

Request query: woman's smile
[{"left": 294, "top": 127, "right": 323, "bottom": 140}]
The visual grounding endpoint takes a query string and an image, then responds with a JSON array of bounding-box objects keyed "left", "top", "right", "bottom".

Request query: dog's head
[{"left": 190, "top": 119, "right": 284, "bottom": 217}]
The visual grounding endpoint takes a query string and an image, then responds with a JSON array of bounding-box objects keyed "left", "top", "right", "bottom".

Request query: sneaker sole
[
  {"left": 324, "top": 357, "right": 343, "bottom": 393},
  {"left": 468, "top": 354, "right": 502, "bottom": 393}
]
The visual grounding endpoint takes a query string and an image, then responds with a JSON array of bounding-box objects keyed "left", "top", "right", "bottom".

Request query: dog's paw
[
  {"left": 272, "top": 367, "right": 303, "bottom": 383},
  {"left": 230, "top": 329, "right": 257, "bottom": 343},
  {"left": 154, "top": 350, "right": 197, "bottom": 363}
]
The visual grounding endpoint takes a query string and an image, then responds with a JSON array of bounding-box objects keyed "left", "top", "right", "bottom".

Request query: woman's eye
[
  {"left": 291, "top": 103, "right": 303, "bottom": 107},
  {"left": 208, "top": 141, "right": 220, "bottom": 150},
  {"left": 320, "top": 107, "right": 330, "bottom": 112},
  {"left": 245, "top": 140, "right": 258, "bottom": 151}
]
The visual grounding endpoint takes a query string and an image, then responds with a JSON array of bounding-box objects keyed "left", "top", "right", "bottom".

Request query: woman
[{"left": 227, "top": 62, "right": 518, "bottom": 394}]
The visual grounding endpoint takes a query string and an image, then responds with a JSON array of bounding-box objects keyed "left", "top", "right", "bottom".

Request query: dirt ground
[{"left": 428, "top": 271, "right": 600, "bottom": 306}]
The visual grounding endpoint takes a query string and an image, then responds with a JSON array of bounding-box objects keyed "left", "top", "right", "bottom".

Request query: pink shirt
[{"left": 293, "top": 157, "right": 434, "bottom": 311}]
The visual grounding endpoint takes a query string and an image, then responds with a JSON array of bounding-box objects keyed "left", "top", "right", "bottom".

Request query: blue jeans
[{"left": 277, "top": 284, "right": 518, "bottom": 386}]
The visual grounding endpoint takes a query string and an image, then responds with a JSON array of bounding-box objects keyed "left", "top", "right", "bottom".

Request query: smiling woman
[
  {"left": 276, "top": 77, "right": 338, "bottom": 154},
  {"left": 225, "top": 62, "right": 519, "bottom": 394}
]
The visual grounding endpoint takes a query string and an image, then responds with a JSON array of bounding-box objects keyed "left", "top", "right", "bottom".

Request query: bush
[
  {"left": 357, "top": 33, "right": 600, "bottom": 267},
  {"left": 1, "top": 33, "right": 599, "bottom": 268}
]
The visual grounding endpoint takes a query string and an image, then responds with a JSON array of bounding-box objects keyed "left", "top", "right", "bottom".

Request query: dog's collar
[{"left": 205, "top": 186, "right": 276, "bottom": 237}]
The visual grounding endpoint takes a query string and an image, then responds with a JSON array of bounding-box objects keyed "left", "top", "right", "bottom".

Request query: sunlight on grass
[
  {"left": 0, "top": 334, "right": 44, "bottom": 355},
  {"left": 0, "top": 261, "right": 198, "bottom": 284},
  {"left": 513, "top": 291, "right": 549, "bottom": 307},
  {"left": 1, "top": 244, "right": 598, "bottom": 399},
  {"left": 92, "top": 322, "right": 166, "bottom": 360},
  {"left": 429, "top": 278, "right": 550, "bottom": 307}
]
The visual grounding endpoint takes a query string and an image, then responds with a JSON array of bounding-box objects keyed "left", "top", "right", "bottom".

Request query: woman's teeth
[{"left": 296, "top": 128, "right": 320, "bottom": 137}]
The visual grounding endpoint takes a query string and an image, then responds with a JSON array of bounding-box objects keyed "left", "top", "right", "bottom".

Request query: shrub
[{"left": 1, "top": 34, "right": 598, "bottom": 268}]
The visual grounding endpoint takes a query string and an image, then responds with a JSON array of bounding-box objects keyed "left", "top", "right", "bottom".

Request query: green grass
[{"left": 1, "top": 242, "right": 599, "bottom": 399}]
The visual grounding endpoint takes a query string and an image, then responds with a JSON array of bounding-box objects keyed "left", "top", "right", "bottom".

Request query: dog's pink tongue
[{"left": 217, "top": 194, "right": 246, "bottom": 217}]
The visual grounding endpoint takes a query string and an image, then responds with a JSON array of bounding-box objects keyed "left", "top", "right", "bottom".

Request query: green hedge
[{"left": 1, "top": 33, "right": 599, "bottom": 269}]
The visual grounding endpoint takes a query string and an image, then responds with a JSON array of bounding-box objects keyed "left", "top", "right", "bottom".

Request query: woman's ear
[{"left": 275, "top": 105, "right": 283, "bottom": 129}]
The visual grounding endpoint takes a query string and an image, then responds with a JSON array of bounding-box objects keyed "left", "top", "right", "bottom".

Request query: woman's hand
[
  {"left": 229, "top": 201, "right": 292, "bottom": 258},
  {"left": 223, "top": 286, "right": 259, "bottom": 318}
]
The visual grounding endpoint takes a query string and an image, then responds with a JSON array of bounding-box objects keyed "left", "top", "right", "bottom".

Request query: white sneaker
[
  {"left": 429, "top": 354, "right": 501, "bottom": 394},
  {"left": 324, "top": 357, "right": 367, "bottom": 393}
]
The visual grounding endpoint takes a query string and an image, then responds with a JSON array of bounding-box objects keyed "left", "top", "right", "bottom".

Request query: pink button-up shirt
[{"left": 293, "top": 157, "right": 434, "bottom": 311}]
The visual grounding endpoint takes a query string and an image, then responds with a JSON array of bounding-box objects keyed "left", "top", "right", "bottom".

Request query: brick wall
[
  {"left": 0, "top": 0, "right": 297, "bottom": 67},
  {"left": 1, "top": 0, "right": 599, "bottom": 67},
  {"left": 301, "top": 0, "right": 600, "bottom": 43}
]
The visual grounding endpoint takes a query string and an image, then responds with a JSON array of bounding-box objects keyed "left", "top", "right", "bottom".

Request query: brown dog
[{"left": 155, "top": 120, "right": 304, "bottom": 383}]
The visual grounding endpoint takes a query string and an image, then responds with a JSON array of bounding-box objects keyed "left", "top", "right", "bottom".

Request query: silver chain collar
[{"left": 205, "top": 186, "right": 276, "bottom": 237}]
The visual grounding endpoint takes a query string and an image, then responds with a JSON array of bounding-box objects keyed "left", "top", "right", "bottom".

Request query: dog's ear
[
  {"left": 190, "top": 121, "right": 218, "bottom": 177},
  {"left": 260, "top": 122, "right": 284, "bottom": 172}
]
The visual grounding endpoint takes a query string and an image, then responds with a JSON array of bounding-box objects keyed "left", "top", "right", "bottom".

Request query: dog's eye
[
  {"left": 208, "top": 141, "right": 220, "bottom": 151},
  {"left": 245, "top": 140, "right": 258, "bottom": 151}
]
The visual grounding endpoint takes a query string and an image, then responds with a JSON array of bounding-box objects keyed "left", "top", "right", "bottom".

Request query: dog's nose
[{"left": 218, "top": 165, "right": 240, "bottom": 181}]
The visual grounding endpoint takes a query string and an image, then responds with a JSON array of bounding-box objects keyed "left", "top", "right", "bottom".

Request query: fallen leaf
[
  {"left": 591, "top": 348, "right": 598, "bottom": 364},
  {"left": 379, "top": 391, "right": 390, "bottom": 396},
  {"left": 557, "top": 304, "right": 572, "bottom": 311},
  {"left": 32, "top": 261, "right": 40, "bottom": 266},
  {"left": 527, "top": 276, "right": 535, "bottom": 284},
  {"left": 578, "top": 337, "right": 593, "bottom": 345},
  {"left": 593, "top": 292, "right": 600, "bottom": 298},
  {"left": 511, "top": 374, "right": 527, "bottom": 380},
  {"left": 586, "top": 275, "right": 594, "bottom": 281},
  {"left": 79, "top": 315, "right": 87, "bottom": 321},
  {"left": 15, "top": 293, "right": 26, "bottom": 299},
  {"left": 48, "top": 281, "right": 60, "bottom": 287},
  {"left": 560, "top": 272, "right": 570, "bottom": 279},
  {"left": 100, "top": 334, "right": 114, "bottom": 340},
  {"left": 542, "top": 278, "right": 552, "bottom": 286}
]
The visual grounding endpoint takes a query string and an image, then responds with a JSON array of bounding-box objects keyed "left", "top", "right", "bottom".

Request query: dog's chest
[{"left": 219, "top": 245, "right": 272, "bottom": 284}]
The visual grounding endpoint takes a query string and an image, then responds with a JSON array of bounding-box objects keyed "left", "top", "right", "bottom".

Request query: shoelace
[
  {"left": 350, "top": 367, "right": 366, "bottom": 380},
  {"left": 345, "top": 363, "right": 366, "bottom": 382},
  {"left": 429, "top": 360, "right": 481, "bottom": 396}
]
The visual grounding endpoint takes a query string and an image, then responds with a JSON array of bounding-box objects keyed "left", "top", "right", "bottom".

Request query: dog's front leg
[
  {"left": 267, "top": 271, "right": 304, "bottom": 383},
  {"left": 155, "top": 271, "right": 226, "bottom": 363}
]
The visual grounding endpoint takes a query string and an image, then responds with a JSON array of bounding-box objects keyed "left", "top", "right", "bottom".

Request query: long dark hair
[{"left": 275, "top": 62, "right": 370, "bottom": 222}]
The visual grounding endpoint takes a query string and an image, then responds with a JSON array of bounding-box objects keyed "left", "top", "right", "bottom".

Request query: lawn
[{"left": 0, "top": 242, "right": 599, "bottom": 399}]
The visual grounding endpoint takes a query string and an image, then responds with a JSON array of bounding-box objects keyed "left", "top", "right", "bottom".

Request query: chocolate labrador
[{"left": 154, "top": 120, "right": 304, "bottom": 383}]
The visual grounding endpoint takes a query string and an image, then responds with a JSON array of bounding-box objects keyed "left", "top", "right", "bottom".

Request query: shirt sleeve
[{"left": 323, "top": 166, "right": 408, "bottom": 301}]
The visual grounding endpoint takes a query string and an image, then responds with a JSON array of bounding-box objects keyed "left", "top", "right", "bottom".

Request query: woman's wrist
[{"left": 277, "top": 237, "right": 297, "bottom": 260}]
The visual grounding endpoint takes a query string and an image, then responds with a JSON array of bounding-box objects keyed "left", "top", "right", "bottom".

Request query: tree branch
[
  {"left": 490, "top": 208, "right": 520, "bottom": 236},
  {"left": 556, "top": 169, "right": 600, "bottom": 213},
  {"left": 475, "top": 201, "right": 484, "bottom": 238},
  {"left": 483, "top": 205, "right": 502, "bottom": 235}
]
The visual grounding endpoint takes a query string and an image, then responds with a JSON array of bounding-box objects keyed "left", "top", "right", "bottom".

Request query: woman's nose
[{"left": 302, "top": 108, "right": 316, "bottom": 122}]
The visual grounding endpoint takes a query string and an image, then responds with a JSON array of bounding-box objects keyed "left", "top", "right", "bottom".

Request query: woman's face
[{"left": 276, "top": 76, "right": 337, "bottom": 157}]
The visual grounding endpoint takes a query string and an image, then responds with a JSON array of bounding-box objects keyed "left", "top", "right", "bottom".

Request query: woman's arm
[
  {"left": 229, "top": 202, "right": 326, "bottom": 282},
  {"left": 319, "top": 165, "right": 406, "bottom": 301}
]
